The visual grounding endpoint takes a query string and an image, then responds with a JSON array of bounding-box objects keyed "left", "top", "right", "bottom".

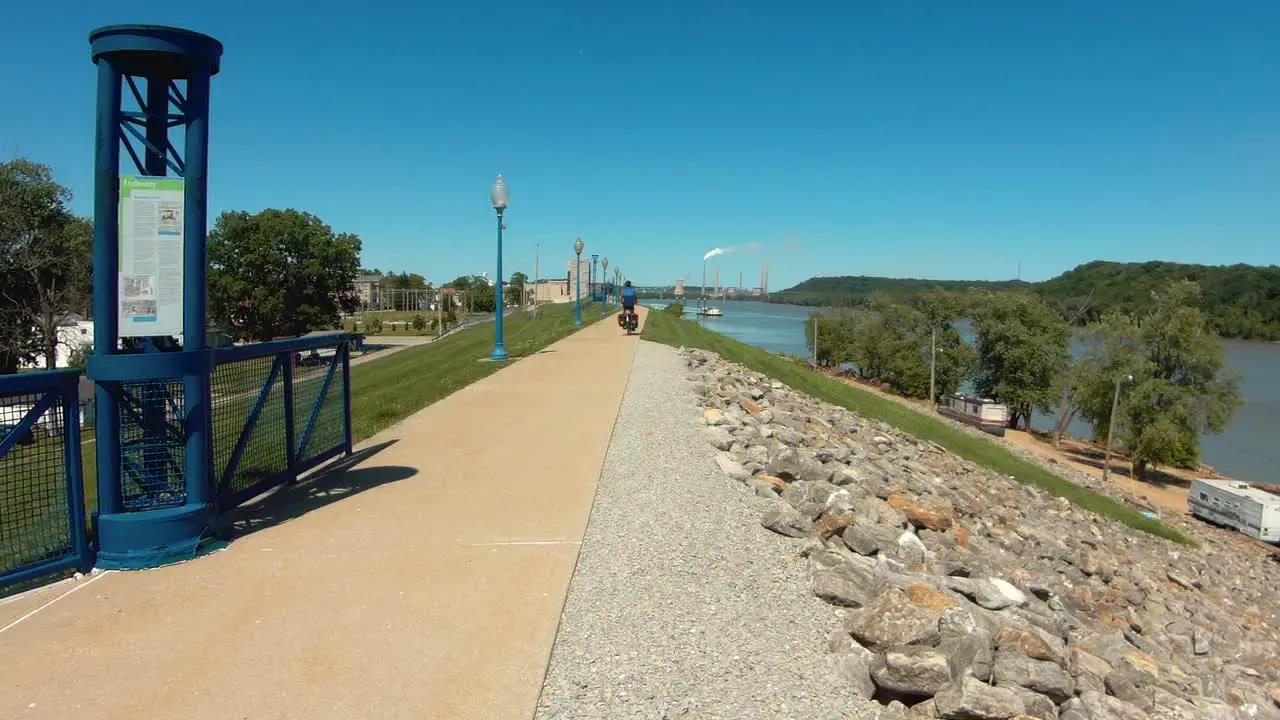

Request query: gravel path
[{"left": 534, "top": 341, "right": 874, "bottom": 720}]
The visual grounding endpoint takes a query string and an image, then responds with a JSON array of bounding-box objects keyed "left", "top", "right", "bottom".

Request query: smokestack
[{"left": 739, "top": 271, "right": 743, "bottom": 289}]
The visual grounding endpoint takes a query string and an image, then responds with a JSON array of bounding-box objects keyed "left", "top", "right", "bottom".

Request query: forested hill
[
  {"left": 780, "top": 276, "right": 1030, "bottom": 304},
  {"left": 775, "top": 260, "right": 1280, "bottom": 340}
]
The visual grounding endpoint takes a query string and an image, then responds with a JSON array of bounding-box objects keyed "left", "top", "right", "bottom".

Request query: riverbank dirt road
[{"left": 818, "top": 369, "right": 1224, "bottom": 517}]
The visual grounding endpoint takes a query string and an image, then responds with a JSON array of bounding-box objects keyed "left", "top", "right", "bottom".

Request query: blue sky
[{"left": 2, "top": 1, "right": 1277, "bottom": 289}]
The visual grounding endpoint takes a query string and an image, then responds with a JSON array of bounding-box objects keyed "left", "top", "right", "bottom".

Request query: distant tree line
[
  {"left": 775, "top": 260, "right": 1280, "bottom": 340},
  {"left": 2, "top": 157, "right": 551, "bottom": 362},
  {"left": 807, "top": 282, "right": 1242, "bottom": 479},
  {"left": 779, "top": 276, "right": 1028, "bottom": 308}
]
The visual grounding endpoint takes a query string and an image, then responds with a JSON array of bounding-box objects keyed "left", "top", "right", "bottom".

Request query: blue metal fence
[
  {"left": 211, "top": 333, "right": 353, "bottom": 512},
  {"left": 1, "top": 333, "right": 354, "bottom": 591},
  {"left": 0, "top": 370, "right": 92, "bottom": 591}
]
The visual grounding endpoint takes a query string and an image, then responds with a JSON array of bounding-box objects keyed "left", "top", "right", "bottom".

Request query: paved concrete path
[{"left": 0, "top": 310, "right": 645, "bottom": 720}]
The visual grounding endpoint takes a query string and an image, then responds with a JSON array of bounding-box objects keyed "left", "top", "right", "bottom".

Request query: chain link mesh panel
[
  {"left": 211, "top": 355, "right": 288, "bottom": 502},
  {"left": 210, "top": 340, "right": 349, "bottom": 510},
  {"left": 118, "top": 379, "right": 186, "bottom": 511},
  {"left": 0, "top": 389, "right": 74, "bottom": 581},
  {"left": 292, "top": 353, "right": 346, "bottom": 465}
]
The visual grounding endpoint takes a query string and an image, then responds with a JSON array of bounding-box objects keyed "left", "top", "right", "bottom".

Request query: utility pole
[
  {"left": 534, "top": 242, "right": 540, "bottom": 317},
  {"left": 1102, "top": 374, "right": 1133, "bottom": 482},
  {"left": 811, "top": 312, "right": 819, "bottom": 368},
  {"left": 929, "top": 326, "right": 937, "bottom": 408}
]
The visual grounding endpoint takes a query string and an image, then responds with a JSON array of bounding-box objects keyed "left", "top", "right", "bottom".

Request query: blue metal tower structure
[{"left": 85, "top": 25, "right": 223, "bottom": 568}]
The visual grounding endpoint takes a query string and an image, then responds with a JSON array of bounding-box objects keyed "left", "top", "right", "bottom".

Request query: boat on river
[
  {"left": 697, "top": 306, "right": 723, "bottom": 317},
  {"left": 937, "top": 392, "right": 1010, "bottom": 437}
]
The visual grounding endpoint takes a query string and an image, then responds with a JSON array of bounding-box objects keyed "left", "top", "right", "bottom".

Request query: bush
[
  {"left": 412, "top": 314, "right": 426, "bottom": 332},
  {"left": 664, "top": 303, "right": 685, "bottom": 316},
  {"left": 365, "top": 317, "right": 383, "bottom": 334}
]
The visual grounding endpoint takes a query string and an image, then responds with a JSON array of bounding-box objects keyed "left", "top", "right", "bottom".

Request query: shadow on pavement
[{"left": 224, "top": 441, "right": 416, "bottom": 539}]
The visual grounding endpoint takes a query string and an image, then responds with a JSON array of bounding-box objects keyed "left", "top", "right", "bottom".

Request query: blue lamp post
[
  {"left": 600, "top": 256, "right": 609, "bottom": 316},
  {"left": 573, "top": 237, "right": 584, "bottom": 326},
  {"left": 489, "top": 175, "right": 510, "bottom": 360},
  {"left": 591, "top": 253, "right": 599, "bottom": 305}
]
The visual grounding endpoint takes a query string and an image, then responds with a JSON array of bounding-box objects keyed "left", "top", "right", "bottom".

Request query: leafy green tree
[
  {"left": 804, "top": 310, "right": 858, "bottom": 367},
  {"left": 1109, "top": 282, "right": 1243, "bottom": 478},
  {"left": 0, "top": 159, "right": 93, "bottom": 372},
  {"left": 970, "top": 291, "right": 1072, "bottom": 429},
  {"left": 68, "top": 343, "right": 91, "bottom": 371},
  {"left": 914, "top": 291, "right": 964, "bottom": 404},
  {"left": 809, "top": 301, "right": 975, "bottom": 400},
  {"left": 445, "top": 275, "right": 496, "bottom": 313},
  {"left": 507, "top": 270, "right": 528, "bottom": 307},
  {"left": 382, "top": 272, "right": 427, "bottom": 311},
  {"left": 208, "top": 209, "right": 362, "bottom": 342},
  {"left": 386, "top": 272, "right": 426, "bottom": 290},
  {"left": 469, "top": 285, "right": 497, "bottom": 313},
  {"left": 861, "top": 304, "right": 973, "bottom": 400},
  {"left": 1050, "top": 311, "right": 1144, "bottom": 446}
]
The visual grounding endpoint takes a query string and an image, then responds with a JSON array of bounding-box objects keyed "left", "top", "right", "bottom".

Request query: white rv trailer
[{"left": 1187, "top": 479, "right": 1280, "bottom": 543}]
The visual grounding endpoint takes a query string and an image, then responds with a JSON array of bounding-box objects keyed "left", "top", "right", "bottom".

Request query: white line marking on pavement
[{"left": 0, "top": 570, "right": 115, "bottom": 635}]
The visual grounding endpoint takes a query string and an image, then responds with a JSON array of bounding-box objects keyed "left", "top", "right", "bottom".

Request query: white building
[
  {"left": 20, "top": 318, "right": 94, "bottom": 370},
  {"left": 566, "top": 258, "right": 592, "bottom": 299}
]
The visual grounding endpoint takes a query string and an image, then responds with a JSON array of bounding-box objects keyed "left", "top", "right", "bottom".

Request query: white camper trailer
[{"left": 1187, "top": 479, "right": 1280, "bottom": 543}]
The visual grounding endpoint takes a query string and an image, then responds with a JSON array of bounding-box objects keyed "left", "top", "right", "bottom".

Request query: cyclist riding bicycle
[
  {"left": 620, "top": 281, "right": 637, "bottom": 311},
  {"left": 618, "top": 281, "right": 638, "bottom": 330}
]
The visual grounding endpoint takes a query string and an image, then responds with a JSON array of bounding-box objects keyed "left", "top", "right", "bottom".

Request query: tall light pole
[
  {"left": 591, "top": 253, "right": 599, "bottom": 307},
  {"left": 1101, "top": 373, "right": 1135, "bottom": 482},
  {"left": 600, "top": 256, "right": 609, "bottom": 316},
  {"left": 534, "top": 242, "right": 540, "bottom": 317},
  {"left": 574, "top": 237, "right": 584, "bottom": 326},
  {"left": 489, "top": 175, "right": 509, "bottom": 360},
  {"left": 701, "top": 259, "right": 707, "bottom": 315}
]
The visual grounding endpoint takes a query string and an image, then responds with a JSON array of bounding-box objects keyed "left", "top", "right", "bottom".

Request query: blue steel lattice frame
[
  {"left": 86, "top": 25, "right": 224, "bottom": 569},
  {"left": 211, "top": 334, "right": 352, "bottom": 513},
  {"left": 0, "top": 370, "right": 93, "bottom": 591}
]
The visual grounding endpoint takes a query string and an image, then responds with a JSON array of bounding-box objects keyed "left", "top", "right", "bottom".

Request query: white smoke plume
[{"left": 702, "top": 241, "right": 763, "bottom": 262}]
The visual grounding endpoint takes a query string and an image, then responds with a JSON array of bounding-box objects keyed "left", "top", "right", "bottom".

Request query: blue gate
[
  {"left": 211, "top": 334, "right": 353, "bottom": 512},
  {"left": 0, "top": 370, "right": 92, "bottom": 591}
]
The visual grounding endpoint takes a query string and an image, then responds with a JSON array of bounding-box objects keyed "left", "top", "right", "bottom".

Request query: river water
[{"left": 666, "top": 299, "right": 1278, "bottom": 485}]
